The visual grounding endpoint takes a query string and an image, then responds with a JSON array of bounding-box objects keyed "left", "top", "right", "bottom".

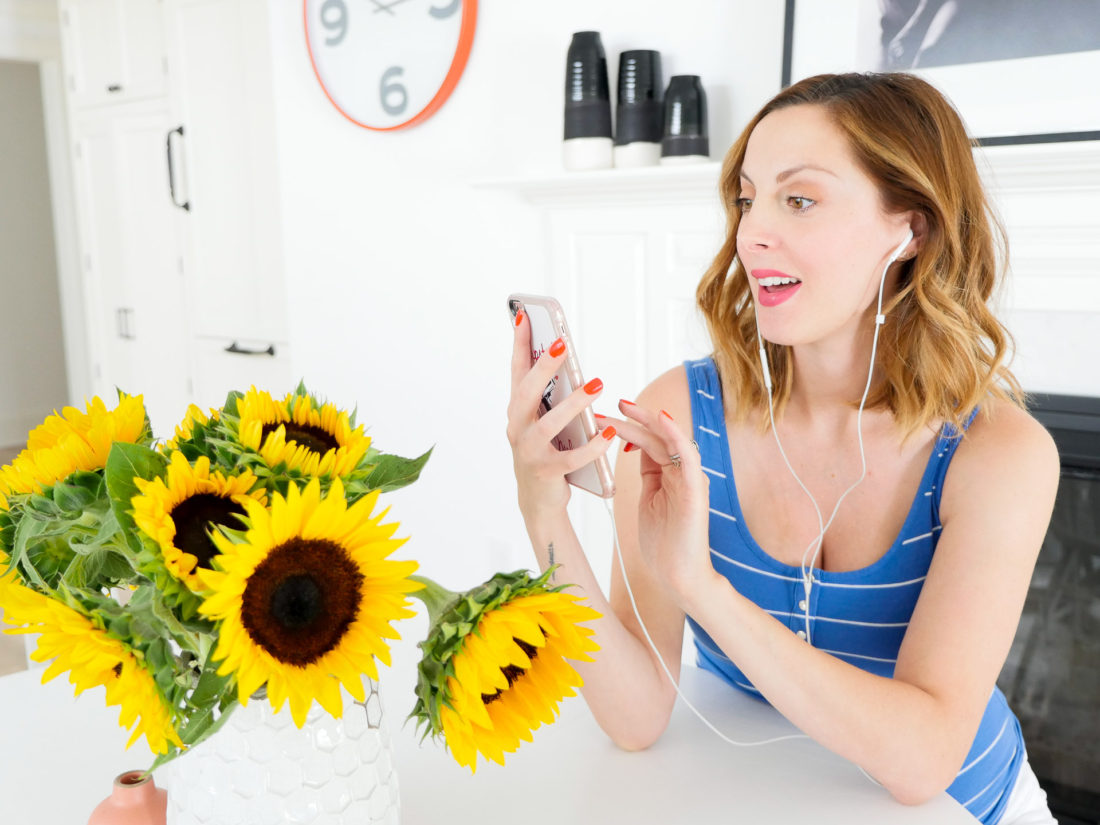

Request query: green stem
[{"left": 408, "top": 574, "right": 459, "bottom": 626}]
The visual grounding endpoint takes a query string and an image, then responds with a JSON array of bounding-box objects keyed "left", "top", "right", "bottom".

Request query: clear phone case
[{"left": 508, "top": 294, "right": 615, "bottom": 499}]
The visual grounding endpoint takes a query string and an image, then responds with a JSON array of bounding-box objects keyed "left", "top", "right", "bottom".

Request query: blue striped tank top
[{"left": 684, "top": 357, "right": 1023, "bottom": 824}]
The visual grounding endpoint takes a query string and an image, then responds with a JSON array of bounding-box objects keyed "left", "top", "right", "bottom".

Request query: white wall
[
  {"left": 0, "top": 58, "right": 68, "bottom": 446},
  {"left": 266, "top": 1, "right": 787, "bottom": 592}
]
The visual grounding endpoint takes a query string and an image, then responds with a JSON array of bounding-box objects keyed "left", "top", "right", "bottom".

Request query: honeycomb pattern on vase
[{"left": 163, "top": 680, "right": 399, "bottom": 825}]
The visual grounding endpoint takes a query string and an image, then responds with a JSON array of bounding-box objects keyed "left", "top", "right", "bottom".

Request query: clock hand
[{"left": 370, "top": 0, "right": 410, "bottom": 14}]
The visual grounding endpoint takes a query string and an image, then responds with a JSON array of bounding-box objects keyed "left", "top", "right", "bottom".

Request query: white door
[
  {"left": 163, "top": 0, "right": 289, "bottom": 346},
  {"left": 70, "top": 105, "right": 193, "bottom": 439}
]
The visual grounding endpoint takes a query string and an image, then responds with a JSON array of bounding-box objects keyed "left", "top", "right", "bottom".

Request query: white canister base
[
  {"left": 613, "top": 142, "right": 661, "bottom": 168},
  {"left": 563, "top": 137, "right": 613, "bottom": 171},
  {"left": 659, "top": 154, "right": 710, "bottom": 166}
]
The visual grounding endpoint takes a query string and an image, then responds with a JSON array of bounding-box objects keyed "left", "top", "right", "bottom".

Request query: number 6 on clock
[{"left": 303, "top": 0, "right": 478, "bottom": 131}]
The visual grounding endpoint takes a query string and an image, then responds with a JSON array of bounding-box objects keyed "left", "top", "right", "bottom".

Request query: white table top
[{"left": 0, "top": 662, "right": 972, "bottom": 824}]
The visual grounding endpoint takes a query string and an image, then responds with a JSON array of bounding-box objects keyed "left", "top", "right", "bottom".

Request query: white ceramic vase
[{"left": 163, "top": 681, "right": 399, "bottom": 825}]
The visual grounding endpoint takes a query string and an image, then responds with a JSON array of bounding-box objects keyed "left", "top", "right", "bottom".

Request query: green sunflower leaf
[
  {"left": 61, "top": 545, "right": 132, "bottom": 591},
  {"left": 361, "top": 448, "right": 433, "bottom": 493},
  {"left": 11, "top": 515, "right": 64, "bottom": 591},
  {"left": 50, "top": 477, "right": 99, "bottom": 514},
  {"left": 187, "top": 663, "right": 233, "bottom": 711},
  {"left": 104, "top": 442, "right": 169, "bottom": 548},
  {"left": 220, "top": 390, "right": 244, "bottom": 418}
]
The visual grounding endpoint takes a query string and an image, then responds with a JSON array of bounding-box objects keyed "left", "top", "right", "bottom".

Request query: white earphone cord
[{"left": 598, "top": 232, "right": 911, "bottom": 783}]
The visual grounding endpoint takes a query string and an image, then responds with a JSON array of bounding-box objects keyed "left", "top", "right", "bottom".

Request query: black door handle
[
  {"left": 224, "top": 342, "right": 276, "bottom": 356},
  {"left": 166, "top": 126, "right": 190, "bottom": 211}
]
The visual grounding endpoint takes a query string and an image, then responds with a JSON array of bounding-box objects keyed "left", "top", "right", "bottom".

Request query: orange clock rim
[{"left": 302, "top": 0, "right": 478, "bottom": 132}]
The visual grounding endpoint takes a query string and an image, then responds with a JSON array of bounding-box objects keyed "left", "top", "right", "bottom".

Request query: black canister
[
  {"left": 661, "top": 75, "right": 709, "bottom": 164},
  {"left": 563, "top": 31, "right": 613, "bottom": 170},
  {"left": 614, "top": 49, "right": 663, "bottom": 167}
]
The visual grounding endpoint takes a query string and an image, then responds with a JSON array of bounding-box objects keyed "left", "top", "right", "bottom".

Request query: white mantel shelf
[
  {"left": 473, "top": 161, "right": 725, "bottom": 207},
  {"left": 474, "top": 140, "right": 1100, "bottom": 208}
]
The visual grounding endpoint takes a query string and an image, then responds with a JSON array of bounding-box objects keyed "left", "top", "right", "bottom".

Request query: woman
[{"left": 507, "top": 73, "right": 1058, "bottom": 824}]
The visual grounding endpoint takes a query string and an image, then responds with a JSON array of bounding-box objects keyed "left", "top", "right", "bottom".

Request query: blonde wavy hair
[{"left": 697, "top": 72, "right": 1023, "bottom": 439}]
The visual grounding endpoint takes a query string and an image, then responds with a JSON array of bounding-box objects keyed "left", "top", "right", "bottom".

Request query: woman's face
[{"left": 735, "top": 104, "right": 913, "bottom": 349}]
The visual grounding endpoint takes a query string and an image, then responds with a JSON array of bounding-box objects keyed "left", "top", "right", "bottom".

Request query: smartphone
[{"left": 508, "top": 294, "right": 615, "bottom": 499}]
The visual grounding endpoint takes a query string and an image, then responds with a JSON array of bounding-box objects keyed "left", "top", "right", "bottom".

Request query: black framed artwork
[{"left": 780, "top": 0, "right": 1100, "bottom": 146}]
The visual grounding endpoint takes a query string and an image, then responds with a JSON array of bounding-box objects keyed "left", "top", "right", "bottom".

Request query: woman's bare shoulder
[
  {"left": 965, "top": 397, "right": 1057, "bottom": 461},
  {"left": 635, "top": 364, "right": 692, "bottom": 421},
  {"left": 943, "top": 397, "right": 1060, "bottom": 513}
]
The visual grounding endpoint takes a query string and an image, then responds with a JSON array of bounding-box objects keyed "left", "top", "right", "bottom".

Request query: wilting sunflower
[
  {"left": 410, "top": 569, "right": 600, "bottom": 772},
  {"left": 198, "top": 476, "right": 421, "bottom": 727},
  {"left": 131, "top": 451, "right": 265, "bottom": 592},
  {"left": 0, "top": 394, "right": 147, "bottom": 507},
  {"left": 0, "top": 575, "right": 181, "bottom": 754},
  {"left": 235, "top": 388, "right": 372, "bottom": 479}
]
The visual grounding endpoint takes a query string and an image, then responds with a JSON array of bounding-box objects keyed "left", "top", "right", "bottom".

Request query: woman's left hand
[{"left": 608, "top": 400, "right": 717, "bottom": 607}]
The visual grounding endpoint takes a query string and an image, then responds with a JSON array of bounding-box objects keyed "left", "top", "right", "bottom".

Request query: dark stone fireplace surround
[{"left": 999, "top": 393, "right": 1100, "bottom": 825}]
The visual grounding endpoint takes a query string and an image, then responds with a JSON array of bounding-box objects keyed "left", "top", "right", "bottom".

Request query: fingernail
[
  {"left": 661, "top": 410, "right": 674, "bottom": 420},
  {"left": 601, "top": 426, "right": 617, "bottom": 440},
  {"left": 549, "top": 337, "right": 566, "bottom": 357},
  {"left": 624, "top": 442, "right": 637, "bottom": 452},
  {"left": 620, "top": 399, "right": 636, "bottom": 407},
  {"left": 594, "top": 413, "right": 606, "bottom": 419},
  {"left": 514, "top": 310, "right": 524, "bottom": 327},
  {"left": 584, "top": 378, "right": 603, "bottom": 395}
]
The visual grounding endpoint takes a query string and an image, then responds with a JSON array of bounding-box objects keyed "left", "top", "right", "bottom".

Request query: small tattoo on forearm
[{"left": 547, "top": 542, "right": 556, "bottom": 580}]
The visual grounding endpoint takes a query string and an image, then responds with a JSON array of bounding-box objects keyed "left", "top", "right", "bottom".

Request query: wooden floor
[{"left": 0, "top": 445, "right": 28, "bottom": 675}]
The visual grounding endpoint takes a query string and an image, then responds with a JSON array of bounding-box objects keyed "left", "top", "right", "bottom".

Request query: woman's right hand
[{"left": 506, "top": 309, "right": 617, "bottom": 519}]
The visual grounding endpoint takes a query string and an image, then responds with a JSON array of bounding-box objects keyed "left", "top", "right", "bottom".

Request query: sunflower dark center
[
  {"left": 262, "top": 421, "right": 340, "bottom": 455},
  {"left": 271, "top": 575, "right": 322, "bottom": 629},
  {"left": 481, "top": 638, "right": 539, "bottom": 705},
  {"left": 240, "top": 538, "right": 363, "bottom": 667},
  {"left": 170, "top": 494, "right": 247, "bottom": 569}
]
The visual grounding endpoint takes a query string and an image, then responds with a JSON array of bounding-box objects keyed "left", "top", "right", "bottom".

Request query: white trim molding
[{"left": 0, "top": 0, "right": 60, "bottom": 61}]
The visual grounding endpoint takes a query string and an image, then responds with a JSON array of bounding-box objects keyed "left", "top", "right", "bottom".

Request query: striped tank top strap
[
  {"left": 928, "top": 406, "right": 980, "bottom": 522},
  {"left": 684, "top": 358, "right": 726, "bottom": 459}
]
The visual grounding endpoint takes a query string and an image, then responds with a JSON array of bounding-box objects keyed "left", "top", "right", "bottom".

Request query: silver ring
[
  {"left": 668, "top": 453, "right": 682, "bottom": 469},
  {"left": 690, "top": 439, "right": 699, "bottom": 453}
]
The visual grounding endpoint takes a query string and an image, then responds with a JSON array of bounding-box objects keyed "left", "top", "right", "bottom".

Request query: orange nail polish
[
  {"left": 601, "top": 426, "right": 617, "bottom": 440},
  {"left": 549, "top": 337, "right": 566, "bottom": 357},
  {"left": 584, "top": 378, "right": 603, "bottom": 395},
  {"left": 620, "top": 399, "right": 636, "bottom": 407},
  {"left": 661, "top": 409, "right": 674, "bottom": 420},
  {"left": 594, "top": 413, "right": 606, "bottom": 419},
  {"left": 515, "top": 310, "right": 524, "bottom": 327},
  {"left": 624, "top": 442, "right": 637, "bottom": 452}
]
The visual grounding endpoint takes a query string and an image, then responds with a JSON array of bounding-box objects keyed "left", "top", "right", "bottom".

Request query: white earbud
[
  {"left": 890, "top": 228, "right": 914, "bottom": 265},
  {"left": 875, "top": 229, "right": 914, "bottom": 327}
]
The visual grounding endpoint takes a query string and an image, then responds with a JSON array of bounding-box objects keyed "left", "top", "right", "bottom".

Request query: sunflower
[
  {"left": 162, "top": 404, "right": 219, "bottom": 453},
  {"left": 197, "top": 476, "right": 420, "bottom": 727},
  {"left": 0, "top": 575, "right": 181, "bottom": 754},
  {"left": 131, "top": 451, "right": 265, "bottom": 592},
  {"left": 235, "top": 388, "right": 372, "bottom": 479},
  {"left": 0, "top": 394, "right": 147, "bottom": 507},
  {"left": 410, "top": 570, "right": 600, "bottom": 772}
]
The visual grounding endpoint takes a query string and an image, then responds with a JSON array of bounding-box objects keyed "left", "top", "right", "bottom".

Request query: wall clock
[{"left": 303, "top": 0, "right": 477, "bottom": 131}]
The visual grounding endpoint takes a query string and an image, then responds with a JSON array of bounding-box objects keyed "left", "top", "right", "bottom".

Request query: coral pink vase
[{"left": 88, "top": 771, "right": 167, "bottom": 825}]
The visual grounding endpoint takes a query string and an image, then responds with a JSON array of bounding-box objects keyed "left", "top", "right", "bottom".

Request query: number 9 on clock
[{"left": 303, "top": 0, "right": 478, "bottom": 131}]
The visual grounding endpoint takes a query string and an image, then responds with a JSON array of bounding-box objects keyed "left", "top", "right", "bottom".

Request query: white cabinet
[
  {"left": 58, "top": 0, "right": 291, "bottom": 429},
  {"left": 189, "top": 337, "right": 294, "bottom": 413},
  {"left": 69, "top": 103, "right": 192, "bottom": 438},
  {"left": 163, "top": 0, "right": 289, "bottom": 346},
  {"left": 58, "top": 0, "right": 167, "bottom": 107}
]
